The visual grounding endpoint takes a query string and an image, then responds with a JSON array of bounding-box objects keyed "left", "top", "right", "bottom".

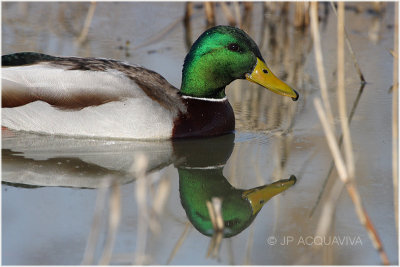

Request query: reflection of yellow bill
[
  {"left": 246, "top": 58, "right": 299, "bottom": 101},
  {"left": 243, "top": 175, "right": 296, "bottom": 215}
]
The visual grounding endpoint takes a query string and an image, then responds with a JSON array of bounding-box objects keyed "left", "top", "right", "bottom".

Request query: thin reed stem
[
  {"left": 337, "top": 2, "right": 355, "bottom": 179},
  {"left": 81, "top": 178, "right": 112, "bottom": 265},
  {"left": 133, "top": 155, "right": 150, "bottom": 264},
  {"left": 227, "top": 238, "right": 235, "bottom": 265},
  {"left": 99, "top": 182, "right": 121, "bottom": 265},
  {"left": 314, "top": 177, "right": 344, "bottom": 238},
  {"left": 314, "top": 98, "right": 390, "bottom": 265},
  {"left": 204, "top": 2, "right": 216, "bottom": 27},
  {"left": 309, "top": 1, "right": 368, "bottom": 218},
  {"left": 311, "top": 5, "right": 390, "bottom": 262},
  {"left": 76, "top": 2, "right": 96, "bottom": 45},
  {"left": 206, "top": 197, "right": 224, "bottom": 259},
  {"left": 330, "top": 2, "right": 366, "bottom": 83},
  {"left": 314, "top": 99, "right": 348, "bottom": 179},
  {"left": 309, "top": 83, "right": 366, "bottom": 218},
  {"left": 233, "top": 2, "right": 241, "bottom": 27},
  {"left": 310, "top": 2, "right": 335, "bottom": 126},
  {"left": 152, "top": 177, "right": 170, "bottom": 217},
  {"left": 167, "top": 222, "right": 192, "bottom": 264},
  {"left": 220, "top": 2, "right": 236, "bottom": 26}
]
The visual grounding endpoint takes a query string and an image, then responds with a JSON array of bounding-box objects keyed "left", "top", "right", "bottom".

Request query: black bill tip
[
  {"left": 289, "top": 175, "right": 297, "bottom": 184},
  {"left": 291, "top": 89, "right": 299, "bottom": 101}
]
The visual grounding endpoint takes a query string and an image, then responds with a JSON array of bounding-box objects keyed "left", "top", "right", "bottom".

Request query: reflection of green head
[
  {"left": 179, "top": 168, "right": 253, "bottom": 237},
  {"left": 179, "top": 167, "right": 296, "bottom": 238},
  {"left": 174, "top": 134, "right": 296, "bottom": 238}
]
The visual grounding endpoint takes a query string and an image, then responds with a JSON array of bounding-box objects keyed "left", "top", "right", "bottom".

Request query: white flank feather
[
  {"left": 2, "top": 98, "right": 175, "bottom": 139},
  {"left": 2, "top": 64, "right": 176, "bottom": 139}
]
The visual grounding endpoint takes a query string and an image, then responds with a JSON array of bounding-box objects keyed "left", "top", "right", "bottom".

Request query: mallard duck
[{"left": 2, "top": 26, "right": 298, "bottom": 139}]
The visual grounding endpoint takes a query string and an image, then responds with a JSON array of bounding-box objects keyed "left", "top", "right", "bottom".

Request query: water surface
[{"left": 2, "top": 2, "right": 397, "bottom": 265}]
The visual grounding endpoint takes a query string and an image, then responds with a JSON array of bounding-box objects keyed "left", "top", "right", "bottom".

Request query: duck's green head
[{"left": 181, "top": 25, "right": 298, "bottom": 100}]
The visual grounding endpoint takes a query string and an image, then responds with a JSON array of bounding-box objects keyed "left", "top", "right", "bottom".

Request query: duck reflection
[
  {"left": 3, "top": 130, "right": 296, "bottom": 238},
  {"left": 2, "top": 130, "right": 175, "bottom": 188},
  {"left": 173, "top": 134, "right": 296, "bottom": 238}
]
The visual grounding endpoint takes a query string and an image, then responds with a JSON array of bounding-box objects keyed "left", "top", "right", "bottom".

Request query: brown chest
[{"left": 172, "top": 98, "right": 235, "bottom": 139}]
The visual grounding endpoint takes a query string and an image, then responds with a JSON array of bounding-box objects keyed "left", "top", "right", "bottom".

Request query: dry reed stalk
[
  {"left": 313, "top": 175, "right": 344, "bottom": 239},
  {"left": 166, "top": 222, "right": 192, "bottom": 264},
  {"left": 208, "top": 197, "right": 224, "bottom": 232},
  {"left": 184, "top": 2, "right": 193, "bottom": 24},
  {"left": 81, "top": 178, "right": 112, "bottom": 265},
  {"left": 393, "top": 1, "right": 399, "bottom": 235},
  {"left": 329, "top": 2, "right": 366, "bottom": 83},
  {"left": 233, "top": 2, "right": 241, "bottom": 27},
  {"left": 309, "top": 82, "right": 367, "bottom": 218},
  {"left": 243, "top": 3, "right": 253, "bottom": 15},
  {"left": 206, "top": 197, "right": 224, "bottom": 259},
  {"left": 152, "top": 177, "right": 171, "bottom": 217},
  {"left": 314, "top": 99, "right": 390, "bottom": 265},
  {"left": 310, "top": 2, "right": 334, "bottom": 126},
  {"left": 220, "top": 2, "right": 236, "bottom": 26},
  {"left": 336, "top": 2, "right": 355, "bottom": 179},
  {"left": 133, "top": 154, "right": 150, "bottom": 264},
  {"left": 76, "top": 2, "right": 96, "bottom": 45},
  {"left": 204, "top": 2, "right": 216, "bottom": 27},
  {"left": 308, "top": 1, "right": 365, "bottom": 218},
  {"left": 294, "top": 2, "right": 310, "bottom": 29},
  {"left": 144, "top": 175, "right": 170, "bottom": 236},
  {"left": 184, "top": 2, "right": 193, "bottom": 50},
  {"left": 311, "top": 3, "right": 390, "bottom": 264},
  {"left": 207, "top": 231, "right": 223, "bottom": 260},
  {"left": 258, "top": 3, "right": 268, "bottom": 49},
  {"left": 99, "top": 181, "right": 121, "bottom": 265},
  {"left": 314, "top": 100, "right": 347, "bottom": 178}
]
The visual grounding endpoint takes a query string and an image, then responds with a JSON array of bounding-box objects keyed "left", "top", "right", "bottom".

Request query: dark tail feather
[{"left": 2, "top": 52, "right": 57, "bottom": 66}]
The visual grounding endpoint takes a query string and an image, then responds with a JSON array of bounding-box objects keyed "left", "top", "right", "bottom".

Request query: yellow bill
[{"left": 245, "top": 58, "right": 299, "bottom": 101}]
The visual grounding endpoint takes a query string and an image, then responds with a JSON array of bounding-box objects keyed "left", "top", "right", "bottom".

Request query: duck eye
[{"left": 227, "top": 43, "right": 240, "bottom": 52}]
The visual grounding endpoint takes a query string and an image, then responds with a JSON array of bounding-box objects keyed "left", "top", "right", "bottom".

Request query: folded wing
[{"left": 2, "top": 53, "right": 186, "bottom": 139}]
